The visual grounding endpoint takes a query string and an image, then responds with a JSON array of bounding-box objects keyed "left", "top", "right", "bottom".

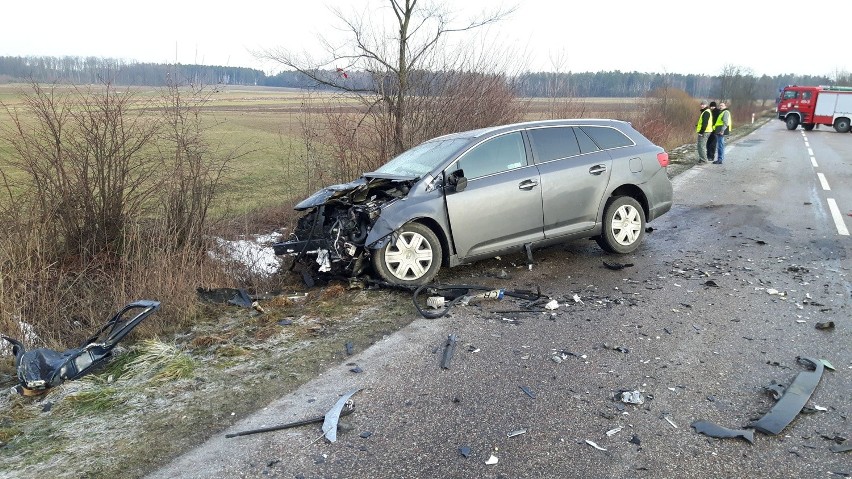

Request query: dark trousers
[{"left": 706, "top": 133, "right": 717, "bottom": 160}]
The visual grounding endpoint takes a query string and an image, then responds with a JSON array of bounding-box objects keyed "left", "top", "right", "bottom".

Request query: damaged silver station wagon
[{"left": 273, "top": 119, "right": 673, "bottom": 286}]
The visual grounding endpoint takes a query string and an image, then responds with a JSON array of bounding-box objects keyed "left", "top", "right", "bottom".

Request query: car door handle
[
  {"left": 518, "top": 179, "right": 539, "bottom": 190},
  {"left": 589, "top": 164, "right": 607, "bottom": 175}
]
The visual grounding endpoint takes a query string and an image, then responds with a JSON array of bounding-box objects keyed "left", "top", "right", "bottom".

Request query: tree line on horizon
[{"left": 0, "top": 54, "right": 847, "bottom": 101}]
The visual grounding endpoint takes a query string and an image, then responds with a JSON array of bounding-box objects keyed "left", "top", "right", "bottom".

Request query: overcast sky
[{"left": 2, "top": 0, "right": 846, "bottom": 78}]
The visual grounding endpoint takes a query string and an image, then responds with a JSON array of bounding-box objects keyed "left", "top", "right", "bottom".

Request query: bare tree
[{"left": 260, "top": 0, "right": 516, "bottom": 157}]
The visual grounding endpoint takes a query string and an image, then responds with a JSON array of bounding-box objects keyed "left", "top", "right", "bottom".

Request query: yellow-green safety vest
[
  {"left": 714, "top": 109, "right": 733, "bottom": 133},
  {"left": 696, "top": 108, "right": 713, "bottom": 133}
]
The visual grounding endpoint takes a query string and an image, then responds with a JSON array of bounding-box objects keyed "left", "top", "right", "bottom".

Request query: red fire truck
[{"left": 777, "top": 85, "right": 852, "bottom": 132}]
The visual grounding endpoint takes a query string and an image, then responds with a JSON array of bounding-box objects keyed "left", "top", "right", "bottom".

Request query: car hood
[{"left": 294, "top": 175, "right": 417, "bottom": 210}]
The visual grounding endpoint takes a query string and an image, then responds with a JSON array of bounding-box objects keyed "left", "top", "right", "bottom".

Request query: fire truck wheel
[{"left": 834, "top": 118, "right": 851, "bottom": 134}]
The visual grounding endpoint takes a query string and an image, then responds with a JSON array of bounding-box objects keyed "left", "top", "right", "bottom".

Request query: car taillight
[{"left": 657, "top": 152, "right": 669, "bottom": 167}]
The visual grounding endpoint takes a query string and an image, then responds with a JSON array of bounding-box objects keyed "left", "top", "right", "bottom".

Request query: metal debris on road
[
  {"left": 691, "top": 420, "right": 755, "bottom": 444},
  {"left": 619, "top": 390, "right": 644, "bottom": 405},
  {"left": 585, "top": 440, "right": 607, "bottom": 451},
  {"left": 519, "top": 385, "right": 536, "bottom": 399},
  {"left": 663, "top": 416, "right": 678, "bottom": 429},
  {"left": 323, "top": 389, "right": 360, "bottom": 443},
  {"left": 507, "top": 429, "right": 527, "bottom": 438},
  {"left": 226, "top": 401, "right": 355, "bottom": 439}
]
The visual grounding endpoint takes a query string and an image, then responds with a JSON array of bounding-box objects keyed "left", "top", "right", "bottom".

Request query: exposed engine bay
[{"left": 273, "top": 176, "right": 416, "bottom": 278}]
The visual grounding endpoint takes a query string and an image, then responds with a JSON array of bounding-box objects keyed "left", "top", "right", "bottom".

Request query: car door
[
  {"left": 444, "top": 131, "right": 544, "bottom": 259},
  {"left": 528, "top": 126, "right": 613, "bottom": 238}
]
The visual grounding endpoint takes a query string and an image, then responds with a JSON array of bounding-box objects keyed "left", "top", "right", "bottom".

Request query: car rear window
[
  {"left": 528, "top": 127, "right": 580, "bottom": 162},
  {"left": 580, "top": 126, "right": 633, "bottom": 150}
]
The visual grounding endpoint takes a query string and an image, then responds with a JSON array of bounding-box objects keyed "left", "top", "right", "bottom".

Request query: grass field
[{"left": 0, "top": 83, "right": 647, "bottom": 222}]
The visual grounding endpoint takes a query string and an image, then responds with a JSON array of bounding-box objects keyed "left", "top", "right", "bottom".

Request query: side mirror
[{"left": 446, "top": 169, "right": 467, "bottom": 192}]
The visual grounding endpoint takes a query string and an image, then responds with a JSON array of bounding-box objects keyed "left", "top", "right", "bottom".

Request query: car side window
[
  {"left": 528, "top": 127, "right": 580, "bottom": 163},
  {"left": 574, "top": 127, "right": 600, "bottom": 154},
  {"left": 455, "top": 131, "right": 526, "bottom": 179},
  {"left": 580, "top": 126, "right": 633, "bottom": 150}
]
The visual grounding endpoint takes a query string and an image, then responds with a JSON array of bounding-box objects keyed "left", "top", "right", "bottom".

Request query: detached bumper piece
[{"left": 753, "top": 356, "right": 824, "bottom": 435}]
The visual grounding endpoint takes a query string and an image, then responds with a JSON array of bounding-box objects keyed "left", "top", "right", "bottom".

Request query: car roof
[{"left": 431, "top": 119, "right": 634, "bottom": 142}]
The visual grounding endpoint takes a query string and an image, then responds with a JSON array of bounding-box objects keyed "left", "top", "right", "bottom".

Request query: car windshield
[{"left": 373, "top": 137, "right": 470, "bottom": 178}]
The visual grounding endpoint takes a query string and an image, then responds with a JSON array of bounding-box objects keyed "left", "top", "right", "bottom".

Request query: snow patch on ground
[{"left": 210, "top": 232, "right": 283, "bottom": 276}]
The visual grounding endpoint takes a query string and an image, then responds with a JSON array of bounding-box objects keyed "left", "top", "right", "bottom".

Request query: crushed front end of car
[{"left": 272, "top": 175, "right": 416, "bottom": 280}]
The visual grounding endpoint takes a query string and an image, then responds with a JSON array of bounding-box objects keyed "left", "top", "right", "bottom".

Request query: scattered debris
[
  {"left": 629, "top": 435, "right": 641, "bottom": 446},
  {"left": 459, "top": 446, "right": 471, "bottom": 458},
  {"left": 585, "top": 440, "right": 607, "bottom": 451},
  {"left": 349, "top": 366, "right": 363, "bottom": 374},
  {"left": 765, "top": 288, "right": 786, "bottom": 296},
  {"left": 3, "top": 301, "right": 161, "bottom": 395},
  {"left": 606, "top": 426, "right": 623, "bottom": 437},
  {"left": 226, "top": 400, "right": 355, "bottom": 438},
  {"left": 323, "top": 389, "right": 360, "bottom": 442},
  {"left": 359, "top": 431, "right": 372, "bottom": 438},
  {"left": 519, "top": 385, "right": 536, "bottom": 399},
  {"left": 426, "top": 296, "right": 446, "bottom": 309},
  {"left": 663, "top": 416, "right": 678, "bottom": 429},
  {"left": 544, "top": 299, "right": 560, "bottom": 310},
  {"left": 620, "top": 391, "right": 644, "bottom": 405},
  {"left": 753, "top": 357, "right": 824, "bottom": 435},
  {"left": 763, "top": 381, "right": 786, "bottom": 401},
  {"left": 278, "top": 319, "right": 294, "bottom": 326},
  {"left": 507, "top": 429, "right": 527, "bottom": 438},
  {"left": 485, "top": 455, "right": 499, "bottom": 465},
  {"left": 603, "top": 343, "right": 629, "bottom": 354},
  {"left": 603, "top": 260, "right": 634, "bottom": 270},
  {"left": 345, "top": 341, "right": 355, "bottom": 355},
  {"left": 820, "top": 359, "right": 835, "bottom": 371},
  {"left": 440, "top": 334, "right": 458, "bottom": 370},
  {"left": 691, "top": 420, "right": 755, "bottom": 444},
  {"left": 815, "top": 321, "right": 835, "bottom": 330},
  {"left": 702, "top": 280, "right": 719, "bottom": 287},
  {"left": 830, "top": 443, "right": 852, "bottom": 453}
]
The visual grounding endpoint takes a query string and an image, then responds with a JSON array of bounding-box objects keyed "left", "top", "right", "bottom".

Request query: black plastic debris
[
  {"left": 815, "top": 321, "right": 835, "bottom": 330},
  {"left": 763, "top": 380, "right": 786, "bottom": 400},
  {"left": 228, "top": 289, "right": 253, "bottom": 308},
  {"left": 753, "top": 357, "right": 824, "bottom": 435},
  {"left": 629, "top": 434, "right": 641, "bottom": 446},
  {"left": 3, "top": 300, "right": 161, "bottom": 395},
  {"left": 441, "top": 334, "right": 458, "bottom": 369},
  {"left": 519, "top": 385, "right": 536, "bottom": 399},
  {"left": 345, "top": 341, "right": 355, "bottom": 355},
  {"left": 603, "top": 260, "right": 634, "bottom": 270},
  {"left": 702, "top": 280, "right": 719, "bottom": 287},
  {"left": 359, "top": 431, "right": 373, "bottom": 439},
  {"left": 603, "top": 343, "right": 629, "bottom": 354},
  {"left": 691, "top": 420, "right": 755, "bottom": 444},
  {"left": 350, "top": 366, "right": 363, "bottom": 374}
]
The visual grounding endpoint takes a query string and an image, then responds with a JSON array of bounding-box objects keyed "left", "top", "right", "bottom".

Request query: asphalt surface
[{"left": 148, "top": 121, "right": 851, "bottom": 478}]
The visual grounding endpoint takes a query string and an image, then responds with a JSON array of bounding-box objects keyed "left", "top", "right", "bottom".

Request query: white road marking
[
  {"left": 807, "top": 147, "right": 814, "bottom": 156},
  {"left": 804, "top": 141, "right": 810, "bottom": 147},
  {"left": 811, "top": 156, "right": 818, "bottom": 167},
  {"left": 817, "top": 173, "right": 831, "bottom": 191},
  {"left": 827, "top": 198, "right": 850, "bottom": 236}
]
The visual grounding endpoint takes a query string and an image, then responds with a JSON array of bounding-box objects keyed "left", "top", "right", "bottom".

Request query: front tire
[
  {"left": 785, "top": 116, "right": 799, "bottom": 130},
  {"left": 834, "top": 118, "right": 851, "bottom": 133},
  {"left": 372, "top": 222, "right": 442, "bottom": 286},
  {"left": 596, "top": 196, "right": 646, "bottom": 254}
]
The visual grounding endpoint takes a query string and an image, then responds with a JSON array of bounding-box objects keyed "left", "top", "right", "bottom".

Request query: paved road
[{"left": 149, "top": 122, "right": 851, "bottom": 479}]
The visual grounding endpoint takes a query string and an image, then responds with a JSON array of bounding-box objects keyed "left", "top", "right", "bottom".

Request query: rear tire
[
  {"left": 834, "top": 118, "right": 851, "bottom": 133},
  {"left": 596, "top": 196, "right": 646, "bottom": 254},
  {"left": 372, "top": 222, "right": 442, "bottom": 286},
  {"left": 785, "top": 116, "right": 799, "bottom": 130},
  {"left": 803, "top": 123, "right": 815, "bottom": 131}
]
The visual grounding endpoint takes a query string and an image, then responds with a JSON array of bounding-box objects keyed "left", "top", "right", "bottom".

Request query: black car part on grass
[
  {"left": 753, "top": 356, "right": 825, "bottom": 435},
  {"left": 2, "top": 300, "right": 161, "bottom": 395}
]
